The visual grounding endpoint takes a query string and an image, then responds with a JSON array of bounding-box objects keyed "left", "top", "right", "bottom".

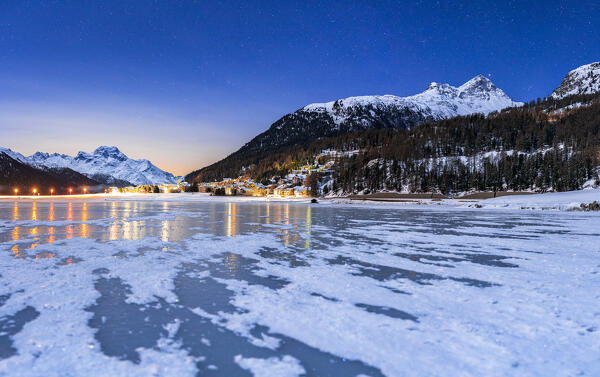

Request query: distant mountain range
[
  {"left": 0, "top": 146, "right": 177, "bottom": 188},
  {"left": 186, "top": 62, "right": 600, "bottom": 184},
  {"left": 0, "top": 152, "right": 100, "bottom": 194}
]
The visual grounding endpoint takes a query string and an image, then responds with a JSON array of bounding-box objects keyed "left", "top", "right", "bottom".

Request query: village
[
  {"left": 107, "top": 153, "right": 336, "bottom": 198},
  {"left": 196, "top": 158, "right": 335, "bottom": 198},
  {"left": 194, "top": 151, "right": 338, "bottom": 198}
]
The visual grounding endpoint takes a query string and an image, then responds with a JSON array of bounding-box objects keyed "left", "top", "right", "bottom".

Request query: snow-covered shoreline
[
  {"left": 471, "top": 188, "right": 600, "bottom": 210},
  {"left": 1, "top": 188, "right": 599, "bottom": 211}
]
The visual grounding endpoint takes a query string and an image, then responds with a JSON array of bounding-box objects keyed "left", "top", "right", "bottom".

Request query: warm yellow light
[
  {"left": 32, "top": 188, "right": 37, "bottom": 194},
  {"left": 50, "top": 188, "right": 54, "bottom": 195},
  {"left": 68, "top": 188, "right": 73, "bottom": 194},
  {"left": 83, "top": 187, "right": 88, "bottom": 193},
  {"left": 14, "top": 188, "right": 19, "bottom": 195}
]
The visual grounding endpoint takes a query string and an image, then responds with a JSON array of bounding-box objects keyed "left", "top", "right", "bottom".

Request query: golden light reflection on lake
[
  {"left": 31, "top": 202, "right": 38, "bottom": 221},
  {"left": 80, "top": 202, "right": 89, "bottom": 238},
  {"left": 12, "top": 226, "right": 19, "bottom": 242},
  {"left": 226, "top": 202, "right": 237, "bottom": 237},
  {"left": 48, "top": 226, "right": 56, "bottom": 244},
  {"left": 11, "top": 244, "right": 21, "bottom": 257},
  {"left": 3, "top": 200, "right": 315, "bottom": 260},
  {"left": 305, "top": 205, "right": 312, "bottom": 250},
  {"left": 48, "top": 202, "right": 55, "bottom": 221}
]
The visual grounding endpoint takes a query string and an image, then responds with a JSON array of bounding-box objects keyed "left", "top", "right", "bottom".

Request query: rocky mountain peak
[
  {"left": 458, "top": 75, "right": 497, "bottom": 95},
  {"left": 551, "top": 62, "right": 600, "bottom": 99},
  {"left": 93, "top": 146, "right": 127, "bottom": 161}
]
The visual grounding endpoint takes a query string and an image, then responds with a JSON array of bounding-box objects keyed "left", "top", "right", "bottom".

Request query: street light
[
  {"left": 32, "top": 188, "right": 37, "bottom": 195},
  {"left": 14, "top": 188, "right": 19, "bottom": 195},
  {"left": 68, "top": 187, "right": 73, "bottom": 195},
  {"left": 83, "top": 187, "right": 88, "bottom": 194},
  {"left": 50, "top": 188, "right": 54, "bottom": 195}
]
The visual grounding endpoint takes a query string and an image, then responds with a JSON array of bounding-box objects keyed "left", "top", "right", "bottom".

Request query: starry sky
[{"left": 0, "top": 0, "right": 598, "bottom": 175}]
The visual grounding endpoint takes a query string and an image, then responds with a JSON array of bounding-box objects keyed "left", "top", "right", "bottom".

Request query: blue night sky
[{"left": 0, "top": 0, "right": 598, "bottom": 175}]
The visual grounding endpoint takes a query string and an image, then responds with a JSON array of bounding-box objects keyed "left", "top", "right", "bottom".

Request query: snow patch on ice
[{"left": 234, "top": 354, "right": 305, "bottom": 377}]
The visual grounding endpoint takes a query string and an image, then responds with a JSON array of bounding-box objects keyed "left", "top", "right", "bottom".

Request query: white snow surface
[
  {"left": 551, "top": 62, "right": 600, "bottom": 99},
  {"left": 234, "top": 355, "right": 305, "bottom": 377},
  {"left": 1, "top": 146, "right": 176, "bottom": 185},
  {"left": 478, "top": 188, "right": 600, "bottom": 210},
  {"left": 302, "top": 75, "right": 522, "bottom": 120}
]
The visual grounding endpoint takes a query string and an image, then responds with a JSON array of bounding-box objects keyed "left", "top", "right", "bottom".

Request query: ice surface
[{"left": 0, "top": 198, "right": 599, "bottom": 376}]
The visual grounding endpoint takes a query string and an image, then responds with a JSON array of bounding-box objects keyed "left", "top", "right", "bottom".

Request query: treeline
[
  {"left": 332, "top": 148, "right": 597, "bottom": 195},
  {"left": 189, "top": 92, "right": 600, "bottom": 194},
  {"left": 329, "top": 94, "right": 600, "bottom": 194}
]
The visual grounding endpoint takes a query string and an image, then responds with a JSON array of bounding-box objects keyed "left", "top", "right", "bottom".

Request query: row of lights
[{"left": 13, "top": 187, "right": 88, "bottom": 195}]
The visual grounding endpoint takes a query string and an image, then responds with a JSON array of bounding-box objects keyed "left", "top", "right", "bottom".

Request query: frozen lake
[{"left": 0, "top": 198, "right": 599, "bottom": 376}]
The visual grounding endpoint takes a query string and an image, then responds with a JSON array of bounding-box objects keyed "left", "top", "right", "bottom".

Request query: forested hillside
[
  {"left": 186, "top": 75, "right": 521, "bottom": 183},
  {"left": 189, "top": 92, "right": 600, "bottom": 195},
  {"left": 329, "top": 94, "right": 600, "bottom": 194}
]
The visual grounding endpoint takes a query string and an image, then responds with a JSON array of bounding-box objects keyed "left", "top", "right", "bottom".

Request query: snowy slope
[
  {"left": 303, "top": 74, "right": 522, "bottom": 122},
  {"left": 551, "top": 62, "right": 600, "bottom": 99},
  {"left": 0, "top": 147, "right": 29, "bottom": 164}
]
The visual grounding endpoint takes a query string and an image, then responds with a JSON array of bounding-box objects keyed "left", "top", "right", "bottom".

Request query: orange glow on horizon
[{"left": 14, "top": 188, "right": 19, "bottom": 195}]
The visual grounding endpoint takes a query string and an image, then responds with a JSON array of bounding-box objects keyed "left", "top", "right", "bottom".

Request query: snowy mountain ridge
[
  {"left": 0, "top": 146, "right": 177, "bottom": 186},
  {"left": 551, "top": 62, "right": 600, "bottom": 99},
  {"left": 302, "top": 75, "right": 523, "bottom": 122}
]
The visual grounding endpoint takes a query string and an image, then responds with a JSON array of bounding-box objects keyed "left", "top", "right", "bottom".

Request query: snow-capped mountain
[
  {"left": 551, "top": 62, "right": 600, "bottom": 99},
  {"left": 1, "top": 146, "right": 177, "bottom": 186},
  {"left": 186, "top": 75, "right": 522, "bottom": 182},
  {"left": 246, "top": 75, "right": 521, "bottom": 154},
  {"left": 0, "top": 147, "right": 29, "bottom": 164},
  {"left": 241, "top": 76, "right": 519, "bottom": 153},
  {"left": 304, "top": 75, "right": 521, "bottom": 120},
  {"left": 1, "top": 151, "right": 102, "bottom": 195}
]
